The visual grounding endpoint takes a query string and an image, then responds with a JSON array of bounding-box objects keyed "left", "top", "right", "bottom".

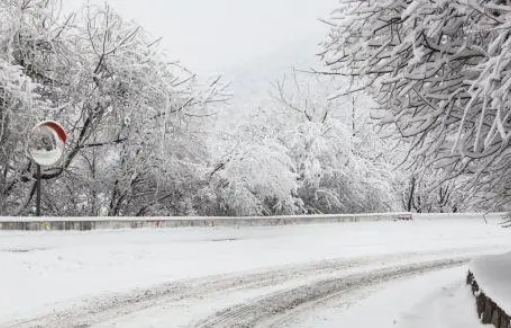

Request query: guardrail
[
  {"left": 0, "top": 212, "right": 504, "bottom": 231},
  {"left": 467, "top": 271, "right": 511, "bottom": 328},
  {"left": 0, "top": 212, "right": 413, "bottom": 231},
  {"left": 412, "top": 213, "right": 507, "bottom": 220}
]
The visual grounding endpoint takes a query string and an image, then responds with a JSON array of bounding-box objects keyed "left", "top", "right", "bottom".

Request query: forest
[{"left": 1, "top": 0, "right": 509, "bottom": 216}]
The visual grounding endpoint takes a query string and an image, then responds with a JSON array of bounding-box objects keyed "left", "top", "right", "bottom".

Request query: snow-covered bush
[
  {"left": 272, "top": 74, "right": 399, "bottom": 213},
  {"left": 197, "top": 106, "right": 301, "bottom": 216},
  {"left": 199, "top": 72, "right": 400, "bottom": 216},
  {"left": 206, "top": 142, "right": 299, "bottom": 216}
]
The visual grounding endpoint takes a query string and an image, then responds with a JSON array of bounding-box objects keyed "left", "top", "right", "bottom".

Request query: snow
[
  {"left": 282, "top": 267, "right": 485, "bottom": 328},
  {"left": 0, "top": 218, "right": 509, "bottom": 326},
  {"left": 471, "top": 251, "right": 511, "bottom": 315},
  {"left": 396, "top": 278, "right": 486, "bottom": 328}
]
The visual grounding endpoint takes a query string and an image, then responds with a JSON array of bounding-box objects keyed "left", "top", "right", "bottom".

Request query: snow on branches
[
  {"left": 323, "top": 0, "right": 511, "bottom": 209},
  {"left": 0, "top": 0, "right": 225, "bottom": 216}
]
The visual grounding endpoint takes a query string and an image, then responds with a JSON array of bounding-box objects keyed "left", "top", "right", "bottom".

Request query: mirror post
[
  {"left": 28, "top": 121, "right": 67, "bottom": 217},
  {"left": 36, "top": 164, "right": 41, "bottom": 217}
]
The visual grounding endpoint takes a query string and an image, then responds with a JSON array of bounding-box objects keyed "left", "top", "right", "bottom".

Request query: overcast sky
[{"left": 68, "top": 0, "right": 337, "bottom": 75}]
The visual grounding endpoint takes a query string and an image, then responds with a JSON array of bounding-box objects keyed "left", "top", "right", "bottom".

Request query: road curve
[
  {"left": 2, "top": 254, "right": 470, "bottom": 328},
  {"left": 193, "top": 258, "right": 466, "bottom": 328}
]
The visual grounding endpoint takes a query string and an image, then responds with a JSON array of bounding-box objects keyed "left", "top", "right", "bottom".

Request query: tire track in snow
[
  {"left": 0, "top": 256, "right": 382, "bottom": 328},
  {"left": 193, "top": 258, "right": 468, "bottom": 328},
  {"left": 1, "top": 253, "right": 471, "bottom": 328}
]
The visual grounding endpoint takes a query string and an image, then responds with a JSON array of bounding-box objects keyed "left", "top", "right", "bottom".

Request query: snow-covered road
[{"left": 0, "top": 217, "right": 508, "bottom": 327}]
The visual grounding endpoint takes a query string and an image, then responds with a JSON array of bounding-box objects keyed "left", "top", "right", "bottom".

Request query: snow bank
[
  {"left": 470, "top": 252, "right": 511, "bottom": 327},
  {"left": 396, "top": 279, "right": 486, "bottom": 328}
]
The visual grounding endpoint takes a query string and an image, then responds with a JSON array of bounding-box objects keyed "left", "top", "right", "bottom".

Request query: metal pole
[{"left": 36, "top": 164, "right": 41, "bottom": 217}]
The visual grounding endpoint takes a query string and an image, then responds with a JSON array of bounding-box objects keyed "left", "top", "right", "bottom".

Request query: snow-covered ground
[
  {"left": 303, "top": 267, "right": 486, "bottom": 328},
  {"left": 395, "top": 271, "right": 486, "bottom": 328},
  {"left": 0, "top": 217, "right": 508, "bottom": 327}
]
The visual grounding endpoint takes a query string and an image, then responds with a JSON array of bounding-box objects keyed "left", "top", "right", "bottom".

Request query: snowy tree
[
  {"left": 199, "top": 115, "right": 300, "bottom": 216},
  {"left": 198, "top": 71, "right": 401, "bottom": 216},
  {"left": 399, "top": 171, "right": 469, "bottom": 213},
  {"left": 272, "top": 73, "right": 399, "bottom": 214},
  {"left": 0, "top": 0, "right": 224, "bottom": 216},
  {"left": 0, "top": 58, "right": 42, "bottom": 214},
  {"left": 322, "top": 0, "right": 511, "bottom": 210}
]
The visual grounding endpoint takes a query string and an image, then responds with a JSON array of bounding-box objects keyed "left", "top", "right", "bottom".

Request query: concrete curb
[{"left": 467, "top": 271, "right": 511, "bottom": 328}]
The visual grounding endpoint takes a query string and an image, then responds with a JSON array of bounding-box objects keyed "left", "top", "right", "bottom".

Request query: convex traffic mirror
[{"left": 28, "top": 121, "right": 67, "bottom": 166}]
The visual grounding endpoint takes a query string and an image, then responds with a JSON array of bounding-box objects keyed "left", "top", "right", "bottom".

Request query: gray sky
[{"left": 69, "top": 0, "right": 337, "bottom": 75}]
